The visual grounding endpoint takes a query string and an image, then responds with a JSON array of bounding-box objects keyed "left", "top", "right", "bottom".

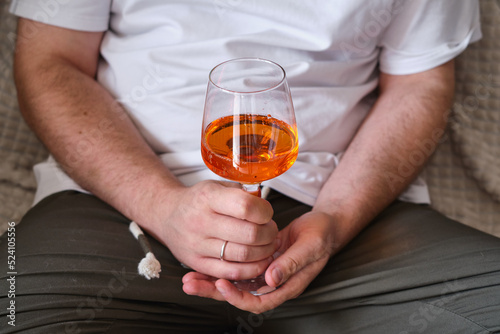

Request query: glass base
[{"left": 231, "top": 273, "right": 277, "bottom": 296}]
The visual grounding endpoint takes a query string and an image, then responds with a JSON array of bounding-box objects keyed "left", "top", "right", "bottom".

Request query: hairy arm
[
  {"left": 313, "top": 60, "right": 454, "bottom": 251},
  {"left": 14, "top": 19, "right": 183, "bottom": 230},
  {"left": 14, "top": 19, "right": 277, "bottom": 279}
]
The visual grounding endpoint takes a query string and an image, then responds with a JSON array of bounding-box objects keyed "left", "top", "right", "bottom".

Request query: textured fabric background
[
  {"left": 0, "top": 0, "right": 499, "bottom": 237},
  {"left": 423, "top": 0, "right": 500, "bottom": 237},
  {"left": 0, "top": 0, "right": 47, "bottom": 235}
]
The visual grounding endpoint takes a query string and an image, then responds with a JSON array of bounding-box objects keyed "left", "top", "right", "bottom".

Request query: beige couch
[{"left": 1, "top": 0, "right": 499, "bottom": 237}]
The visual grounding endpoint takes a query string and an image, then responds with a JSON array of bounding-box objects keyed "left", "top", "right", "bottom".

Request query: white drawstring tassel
[{"left": 129, "top": 221, "right": 161, "bottom": 280}]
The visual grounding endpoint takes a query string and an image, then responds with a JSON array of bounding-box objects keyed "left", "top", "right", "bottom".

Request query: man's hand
[
  {"left": 182, "top": 211, "right": 336, "bottom": 314},
  {"left": 153, "top": 180, "right": 279, "bottom": 280}
]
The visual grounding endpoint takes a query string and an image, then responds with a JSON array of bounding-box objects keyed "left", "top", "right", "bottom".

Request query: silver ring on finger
[{"left": 220, "top": 240, "right": 228, "bottom": 261}]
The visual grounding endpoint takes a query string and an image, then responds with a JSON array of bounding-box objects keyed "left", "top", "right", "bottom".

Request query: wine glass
[{"left": 201, "top": 58, "right": 298, "bottom": 295}]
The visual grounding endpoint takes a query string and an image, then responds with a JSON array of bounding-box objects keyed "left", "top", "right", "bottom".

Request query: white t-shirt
[{"left": 10, "top": 0, "right": 481, "bottom": 206}]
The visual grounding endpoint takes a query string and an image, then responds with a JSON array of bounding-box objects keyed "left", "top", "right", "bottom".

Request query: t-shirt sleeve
[
  {"left": 9, "top": 0, "right": 112, "bottom": 32},
  {"left": 379, "top": 0, "right": 482, "bottom": 75}
]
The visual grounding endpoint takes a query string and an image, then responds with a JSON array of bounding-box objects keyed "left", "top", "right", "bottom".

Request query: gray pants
[{"left": 1, "top": 190, "right": 499, "bottom": 333}]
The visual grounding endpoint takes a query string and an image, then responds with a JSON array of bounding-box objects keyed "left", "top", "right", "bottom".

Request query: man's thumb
[{"left": 266, "top": 241, "right": 312, "bottom": 287}]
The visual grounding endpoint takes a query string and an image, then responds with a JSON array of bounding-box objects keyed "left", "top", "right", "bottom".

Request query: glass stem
[{"left": 242, "top": 183, "right": 261, "bottom": 197}]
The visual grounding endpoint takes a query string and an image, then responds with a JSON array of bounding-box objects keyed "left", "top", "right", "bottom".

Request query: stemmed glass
[{"left": 201, "top": 58, "right": 298, "bottom": 295}]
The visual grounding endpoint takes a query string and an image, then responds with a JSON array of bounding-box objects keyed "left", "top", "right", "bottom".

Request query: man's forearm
[
  {"left": 15, "top": 50, "right": 183, "bottom": 231},
  {"left": 313, "top": 60, "right": 455, "bottom": 251}
]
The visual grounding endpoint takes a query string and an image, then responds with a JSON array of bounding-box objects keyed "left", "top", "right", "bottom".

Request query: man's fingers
[
  {"left": 203, "top": 238, "right": 281, "bottom": 262},
  {"left": 183, "top": 211, "right": 336, "bottom": 314},
  {"left": 265, "top": 236, "right": 326, "bottom": 287},
  {"left": 207, "top": 215, "right": 278, "bottom": 246},
  {"left": 265, "top": 212, "right": 335, "bottom": 287},
  {"left": 182, "top": 271, "right": 215, "bottom": 284},
  {"left": 206, "top": 183, "right": 274, "bottom": 224},
  {"left": 214, "top": 279, "right": 289, "bottom": 314},
  {"left": 182, "top": 272, "right": 226, "bottom": 301},
  {"left": 184, "top": 254, "right": 329, "bottom": 314},
  {"left": 192, "top": 256, "right": 275, "bottom": 281}
]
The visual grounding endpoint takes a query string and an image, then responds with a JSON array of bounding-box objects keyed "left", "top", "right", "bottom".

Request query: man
[{"left": 1, "top": 0, "right": 499, "bottom": 333}]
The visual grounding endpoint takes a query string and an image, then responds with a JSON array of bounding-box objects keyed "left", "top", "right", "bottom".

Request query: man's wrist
[
  {"left": 311, "top": 200, "right": 369, "bottom": 253},
  {"left": 131, "top": 178, "right": 185, "bottom": 228}
]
